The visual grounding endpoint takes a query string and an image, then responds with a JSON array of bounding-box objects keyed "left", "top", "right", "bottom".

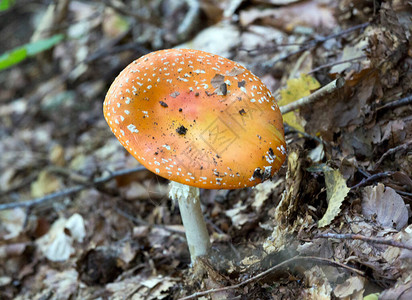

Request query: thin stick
[
  {"left": 308, "top": 55, "right": 367, "bottom": 74},
  {"left": 377, "top": 94, "right": 412, "bottom": 111},
  {"left": 350, "top": 171, "right": 393, "bottom": 189},
  {"left": 0, "top": 166, "right": 147, "bottom": 211},
  {"left": 284, "top": 124, "right": 323, "bottom": 143},
  {"left": 279, "top": 78, "right": 345, "bottom": 114},
  {"left": 115, "top": 207, "right": 186, "bottom": 236},
  {"left": 204, "top": 216, "right": 241, "bottom": 261},
  {"left": 315, "top": 233, "right": 412, "bottom": 251},
  {"left": 263, "top": 22, "right": 369, "bottom": 67},
  {"left": 374, "top": 140, "right": 412, "bottom": 170},
  {"left": 178, "top": 255, "right": 364, "bottom": 300}
]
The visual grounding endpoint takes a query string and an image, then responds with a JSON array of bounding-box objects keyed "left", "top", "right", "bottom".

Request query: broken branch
[
  {"left": 0, "top": 166, "right": 147, "bottom": 211},
  {"left": 178, "top": 255, "right": 363, "bottom": 300},
  {"left": 279, "top": 77, "right": 345, "bottom": 114},
  {"left": 315, "top": 233, "right": 412, "bottom": 251}
]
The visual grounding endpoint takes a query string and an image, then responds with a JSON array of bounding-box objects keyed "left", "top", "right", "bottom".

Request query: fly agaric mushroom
[{"left": 103, "top": 49, "right": 286, "bottom": 264}]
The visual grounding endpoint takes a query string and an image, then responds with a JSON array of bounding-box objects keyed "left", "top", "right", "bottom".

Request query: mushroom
[{"left": 103, "top": 49, "right": 286, "bottom": 264}]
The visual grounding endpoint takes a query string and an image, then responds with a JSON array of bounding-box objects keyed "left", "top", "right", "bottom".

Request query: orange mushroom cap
[{"left": 103, "top": 49, "right": 286, "bottom": 189}]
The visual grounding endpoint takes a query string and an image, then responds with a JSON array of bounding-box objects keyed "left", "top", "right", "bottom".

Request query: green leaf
[
  {"left": 0, "top": 48, "right": 27, "bottom": 70},
  {"left": 363, "top": 293, "right": 379, "bottom": 300},
  {"left": 0, "top": 0, "right": 16, "bottom": 11},
  {"left": 26, "top": 34, "right": 64, "bottom": 56},
  {"left": 0, "top": 34, "right": 64, "bottom": 71}
]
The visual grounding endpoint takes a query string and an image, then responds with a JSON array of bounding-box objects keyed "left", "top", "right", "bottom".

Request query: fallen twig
[
  {"left": 177, "top": 0, "right": 200, "bottom": 41},
  {"left": 115, "top": 207, "right": 186, "bottom": 236},
  {"left": 279, "top": 77, "right": 345, "bottom": 114},
  {"left": 178, "top": 255, "right": 363, "bottom": 300},
  {"left": 263, "top": 22, "right": 370, "bottom": 68},
  {"left": 101, "top": 0, "right": 153, "bottom": 21},
  {"left": 350, "top": 171, "right": 393, "bottom": 190},
  {"left": 0, "top": 166, "right": 147, "bottom": 211},
  {"left": 284, "top": 124, "right": 323, "bottom": 143},
  {"left": 377, "top": 94, "right": 412, "bottom": 111},
  {"left": 315, "top": 233, "right": 412, "bottom": 251},
  {"left": 374, "top": 140, "right": 412, "bottom": 170},
  {"left": 308, "top": 55, "right": 367, "bottom": 74}
]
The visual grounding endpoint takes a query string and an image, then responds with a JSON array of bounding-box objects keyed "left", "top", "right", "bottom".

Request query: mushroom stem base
[{"left": 169, "top": 182, "right": 211, "bottom": 264}]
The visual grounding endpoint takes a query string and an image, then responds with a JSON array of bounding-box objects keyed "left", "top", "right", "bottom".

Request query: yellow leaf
[
  {"left": 318, "top": 165, "right": 350, "bottom": 227},
  {"left": 31, "top": 170, "right": 61, "bottom": 198},
  {"left": 279, "top": 74, "right": 320, "bottom": 132},
  {"left": 363, "top": 293, "right": 379, "bottom": 300}
]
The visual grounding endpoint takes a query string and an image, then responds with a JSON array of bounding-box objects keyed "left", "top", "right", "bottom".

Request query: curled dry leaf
[
  {"left": 333, "top": 276, "right": 365, "bottom": 299},
  {"left": 382, "top": 224, "right": 412, "bottom": 272},
  {"left": 225, "top": 203, "right": 250, "bottom": 229},
  {"left": 102, "top": 8, "right": 130, "bottom": 39},
  {"left": 107, "top": 275, "right": 175, "bottom": 300},
  {"left": 253, "top": 180, "right": 282, "bottom": 212},
  {"left": 177, "top": 23, "right": 241, "bottom": 58},
  {"left": 36, "top": 213, "right": 85, "bottom": 261},
  {"left": 330, "top": 38, "right": 369, "bottom": 74},
  {"left": 240, "top": 1, "right": 337, "bottom": 32},
  {"left": 252, "top": 0, "right": 300, "bottom": 5},
  {"left": 0, "top": 208, "right": 26, "bottom": 240},
  {"left": 302, "top": 266, "right": 332, "bottom": 300},
  {"left": 41, "top": 268, "right": 79, "bottom": 300},
  {"left": 26, "top": 267, "right": 79, "bottom": 300},
  {"left": 380, "top": 280, "right": 412, "bottom": 300},
  {"left": 362, "top": 183, "right": 408, "bottom": 230}
]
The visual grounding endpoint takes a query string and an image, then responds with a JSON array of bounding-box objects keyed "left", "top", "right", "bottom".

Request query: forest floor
[{"left": 0, "top": 0, "right": 411, "bottom": 299}]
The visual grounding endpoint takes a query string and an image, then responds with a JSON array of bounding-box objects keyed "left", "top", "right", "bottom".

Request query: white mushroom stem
[{"left": 169, "top": 181, "right": 211, "bottom": 263}]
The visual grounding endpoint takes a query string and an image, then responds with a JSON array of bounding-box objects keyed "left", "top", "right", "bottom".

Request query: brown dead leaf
[
  {"left": 362, "top": 183, "right": 408, "bottom": 230},
  {"left": 330, "top": 37, "right": 369, "bottom": 74},
  {"left": 0, "top": 208, "right": 26, "bottom": 240},
  {"left": 102, "top": 8, "right": 130, "bottom": 38},
  {"left": 225, "top": 203, "right": 251, "bottom": 229},
  {"left": 107, "top": 275, "right": 175, "bottom": 299},
  {"left": 44, "top": 269, "right": 79, "bottom": 299},
  {"left": 28, "top": 267, "right": 79, "bottom": 300},
  {"left": 78, "top": 246, "right": 123, "bottom": 285},
  {"left": 303, "top": 71, "right": 376, "bottom": 141},
  {"left": 253, "top": 180, "right": 283, "bottom": 212},
  {"left": 302, "top": 266, "right": 332, "bottom": 299},
  {"left": 0, "top": 276, "right": 12, "bottom": 287},
  {"left": 383, "top": 224, "right": 412, "bottom": 271},
  {"left": 240, "top": 1, "right": 337, "bottom": 32},
  {"left": 367, "top": 2, "right": 409, "bottom": 82},
  {"left": 36, "top": 213, "right": 85, "bottom": 261},
  {"left": 297, "top": 239, "right": 334, "bottom": 259},
  {"left": 253, "top": 0, "right": 300, "bottom": 5},
  {"left": 0, "top": 243, "right": 27, "bottom": 259},
  {"left": 334, "top": 276, "right": 365, "bottom": 299},
  {"left": 178, "top": 23, "right": 241, "bottom": 58},
  {"left": 393, "top": 171, "right": 412, "bottom": 191},
  {"left": 380, "top": 280, "right": 412, "bottom": 300},
  {"left": 0, "top": 98, "right": 28, "bottom": 117},
  {"left": 381, "top": 120, "right": 406, "bottom": 145}
]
